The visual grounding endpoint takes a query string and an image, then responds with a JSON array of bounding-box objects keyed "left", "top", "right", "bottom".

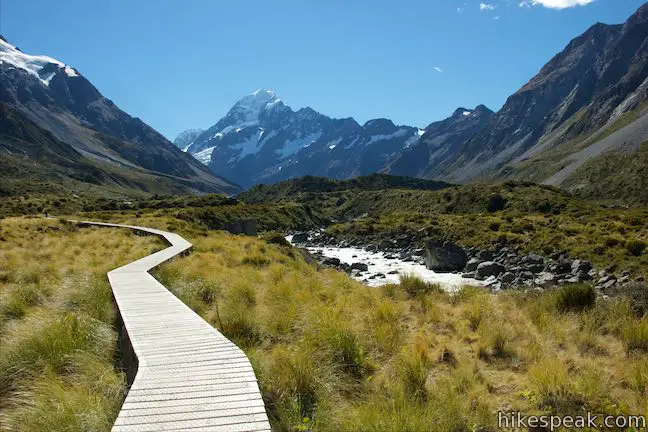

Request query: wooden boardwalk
[{"left": 80, "top": 221, "right": 270, "bottom": 432}]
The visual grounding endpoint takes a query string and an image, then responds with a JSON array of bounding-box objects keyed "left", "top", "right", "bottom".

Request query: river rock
[
  {"left": 524, "top": 253, "right": 544, "bottom": 265},
  {"left": 424, "top": 240, "right": 468, "bottom": 272},
  {"left": 534, "top": 272, "right": 557, "bottom": 288},
  {"left": 477, "top": 250, "right": 494, "bottom": 261},
  {"left": 476, "top": 261, "right": 506, "bottom": 278},
  {"left": 323, "top": 257, "right": 341, "bottom": 266},
  {"left": 465, "top": 258, "right": 481, "bottom": 272},
  {"left": 500, "top": 272, "right": 516, "bottom": 283},
  {"left": 519, "top": 271, "right": 534, "bottom": 280},
  {"left": 571, "top": 260, "right": 593, "bottom": 274},
  {"left": 291, "top": 232, "right": 310, "bottom": 244},
  {"left": 350, "top": 262, "right": 369, "bottom": 272}
]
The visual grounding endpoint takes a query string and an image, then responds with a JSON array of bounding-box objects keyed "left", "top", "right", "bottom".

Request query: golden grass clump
[{"left": 0, "top": 217, "right": 163, "bottom": 430}]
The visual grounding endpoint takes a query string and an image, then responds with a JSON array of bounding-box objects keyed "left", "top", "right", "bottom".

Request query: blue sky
[{"left": 2, "top": 0, "right": 645, "bottom": 140}]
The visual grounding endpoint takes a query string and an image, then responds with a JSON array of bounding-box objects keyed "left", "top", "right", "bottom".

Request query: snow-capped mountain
[{"left": 182, "top": 89, "right": 422, "bottom": 188}]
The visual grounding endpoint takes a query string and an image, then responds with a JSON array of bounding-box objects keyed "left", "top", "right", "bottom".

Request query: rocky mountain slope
[
  {"left": 0, "top": 37, "right": 239, "bottom": 196},
  {"left": 384, "top": 105, "right": 494, "bottom": 178},
  {"left": 440, "top": 3, "right": 648, "bottom": 187},
  {"left": 173, "top": 128, "right": 204, "bottom": 151},
  {"left": 182, "top": 90, "right": 424, "bottom": 188}
]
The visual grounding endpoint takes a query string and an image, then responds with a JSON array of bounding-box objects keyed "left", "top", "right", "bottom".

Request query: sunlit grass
[
  {"left": 140, "top": 221, "right": 648, "bottom": 431},
  {"left": 0, "top": 217, "right": 162, "bottom": 430}
]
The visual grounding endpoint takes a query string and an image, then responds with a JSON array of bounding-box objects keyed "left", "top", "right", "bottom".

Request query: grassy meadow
[
  {"left": 0, "top": 198, "right": 646, "bottom": 431},
  {"left": 95, "top": 214, "right": 646, "bottom": 432},
  {"left": 0, "top": 217, "right": 163, "bottom": 431}
]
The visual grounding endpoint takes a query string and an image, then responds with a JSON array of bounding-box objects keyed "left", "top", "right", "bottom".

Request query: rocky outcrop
[{"left": 424, "top": 240, "right": 468, "bottom": 272}]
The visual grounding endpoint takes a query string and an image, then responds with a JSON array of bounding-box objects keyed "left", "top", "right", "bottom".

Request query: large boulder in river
[
  {"left": 350, "top": 262, "right": 369, "bottom": 272},
  {"left": 476, "top": 261, "right": 506, "bottom": 278},
  {"left": 291, "top": 232, "right": 310, "bottom": 244},
  {"left": 424, "top": 240, "right": 468, "bottom": 272}
]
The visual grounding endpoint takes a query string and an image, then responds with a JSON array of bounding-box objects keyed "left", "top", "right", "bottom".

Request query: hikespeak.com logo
[{"left": 498, "top": 411, "right": 647, "bottom": 431}]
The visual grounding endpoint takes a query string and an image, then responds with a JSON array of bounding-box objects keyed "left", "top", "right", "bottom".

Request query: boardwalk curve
[{"left": 79, "top": 221, "right": 270, "bottom": 432}]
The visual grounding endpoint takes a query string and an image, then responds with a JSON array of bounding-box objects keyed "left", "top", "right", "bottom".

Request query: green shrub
[
  {"left": 555, "top": 284, "right": 596, "bottom": 312},
  {"left": 263, "top": 231, "right": 291, "bottom": 247},
  {"left": 604, "top": 237, "right": 621, "bottom": 248},
  {"left": 487, "top": 194, "right": 507, "bottom": 212},
  {"left": 622, "top": 317, "right": 648, "bottom": 355},
  {"left": 399, "top": 274, "right": 440, "bottom": 298},
  {"left": 625, "top": 240, "right": 646, "bottom": 256},
  {"left": 488, "top": 221, "right": 501, "bottom": 231}
]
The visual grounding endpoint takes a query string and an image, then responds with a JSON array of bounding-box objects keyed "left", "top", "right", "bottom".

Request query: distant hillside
[
  {"left": 560, "top": 140, "right": 648, "bottom": 206},
  {"left": 238, "top": 173, "right": 452, "bottom": 204},
  {"left": 239, "top": 174, "right": 586, "bottom": 218}
]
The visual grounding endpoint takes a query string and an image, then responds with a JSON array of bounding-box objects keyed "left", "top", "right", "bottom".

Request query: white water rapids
[{"left": 287, "top": 236, "right": 482, "bottom": 290}]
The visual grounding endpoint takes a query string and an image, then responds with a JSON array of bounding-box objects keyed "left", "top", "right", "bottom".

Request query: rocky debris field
[{"left": 290, "top": 230, "right": 643, "bottom": 293}]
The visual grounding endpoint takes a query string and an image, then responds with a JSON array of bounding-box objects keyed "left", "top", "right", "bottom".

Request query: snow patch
[
  {"left": 0, "top": 38, "right": 77, "bottom": 86},
  {"left": 365, "top": 129, "right": 408, "bottom": 146},
  {"left": 279, "top": 132, "right": 323, "bottom": 158},
  {"left": 193, "top": 146, "right": 216, "bottom": 164},
  {"left": 417, "top": 129, "right": 426, "bottom": 137},
  {"left": 462, "top": 111, "right": 472, "bottom": 116},
  {"left": 327, "top": 138, "right": 343, "bottom": 150}
]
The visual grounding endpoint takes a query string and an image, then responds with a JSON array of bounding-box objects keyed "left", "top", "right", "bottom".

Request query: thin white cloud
[
  {"left": 434, "top": 66, "right": 443, "bottom": 73},
  {"left": 493, "top": 15, "right": 500, "bottom": 20},
  {"left": 480, "top": 2, "right": 495, "bottom": 11},
  {"left": 519, "top": 0, "right": 594, "bottom": 9},
  {"left": 457, "top": 6, "right": 464, "bottom": 12}
]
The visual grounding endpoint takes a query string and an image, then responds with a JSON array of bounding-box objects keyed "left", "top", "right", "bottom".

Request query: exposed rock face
[
  {"left": 424, "top": 240, "right": 468, "bottom": 272},
  {"left": 386, "top": 105, "right": 494, "bottom": 178}
]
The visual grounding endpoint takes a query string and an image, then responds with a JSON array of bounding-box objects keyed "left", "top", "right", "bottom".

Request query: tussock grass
[
  {"left": 0, "top": 217, "right": 162, "bottom": 430},
  {"left": 131, "top": 220, "right": 647, "bottom": 431},
  {"left": 554, "top": 283, "right": 597, "bottom": 312}
]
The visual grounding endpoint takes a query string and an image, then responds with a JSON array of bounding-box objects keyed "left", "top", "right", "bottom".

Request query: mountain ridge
[{"left": 0, "top": 37, "right": 239, "bottom": 196}]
